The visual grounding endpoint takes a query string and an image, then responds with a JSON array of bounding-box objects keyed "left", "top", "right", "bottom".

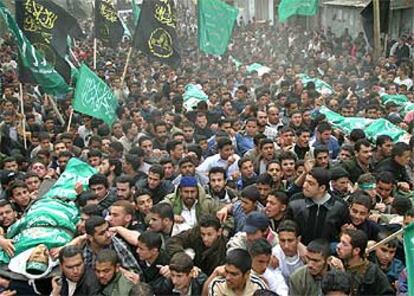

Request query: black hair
[
  {"left": 88, "top": 174, "right": 109, "bottom": 189},
  {"left": 96, "top": 249, "right": 119, "bottom": 265},
  {"left": 249, "top": 238, "right": 272, "bottom": 257},
  {"left": 277, "top": 219, "right": 299, "bottom": 236},
  {"left": 375, "top": 171, "right": 394, "bottom": 185},
  {"left": 314, "top": 145, "right": 329, "bottom": 157},
  {"left": 296, "top": 128, "right": 311, "bottom": 137},
  {"left": 124, "top": 153, "right": 141, "bottom": 172},
  {"left": 187, "top": 144, "right": 203, "bottom": 160},
  {"left": 392, "top": 196, "right": 412, "bottom": 216},
  {"left": 217, "top": 137, "right": 233, "bottom": 150},
  {"left": 87, "top": 149, "right": 102, "bottom": 159},
  {"left": 266, "top": 160, "right": 281, "bottom": 170},
  {"left": 376, "top": 135, "right": 392, "bottom": 147},
  {"left": 308, "top": 167, "right": 330, "bottom": 189},
  {"left": 149, "top": 164, "right": 164, "bottom": 179},
  {"left": 169, "top": 252, "right": 194, "bottom": 273},
  {"left": 208, "top": 166, "right": 227, "bottom": 179},
  {"left": 343, "top": 229, "right": 368, "bottom": 258},
  {"left": 350, "top": 193, "right": 372, "bottom": 211},
  {"left": 109, "top": 158, "right": 123, "bottom": 176},
  {"left": 279, "top": 151, "right": 297, "bottom": 162},
  {"left": 321, "top": 270, "right": 351, "bottom": 294},
  {"left": 122, "top": 120, "right": 135, "bottom": 134},
  {"left": 404, "top": 208, "right": 414, "bottom": 218},
  {"left": 58, "top": 245, "right": 84, "bottom": 264},
  {"left": 307, "top": 239, "right": 330, "bottom": 259},
  {"left": 238, "top": 157, "right": 253, "bottom": 168},
  {"left": 138, "top": 231, "right": 162, "bottom": 251},
  {"left": 58, "top": 150, "right": 73, "bottom": 159},
  {"left": 355, "top": 139, "right": 371, "bottom": 152},
  {"left": 316, "top": 122, "right": 332, "bottom": 134},
  {"left": 349, "top": 129, "right": 366, "bottom": 143},
  {"left": 392, "top": 142, "right": 410, "bottom": 158},
  {"left": 256, "top": 173, "right": 273, "bottom": 186},
  {"left": 139, "top": 136, "right": 152, "bottom": 146},
  {"left": 340, "top": 144, "right": 355, "bottom": 155},
  {"left": 150, "top": 203, "right": 174, "bottom": 221},
  {"left": 377, "top": 231, "right": 399, "bottom": 249},
  {"left": 178, "top": 156, "right": 195, "bottom": 167},
  {"left": 225, "top": 249, "right": 251, "bottom": 274},
  {"left": 115, "top": 175, "right": 134, "bottom": 187},
  {"left": 8, "top": 180, "right": 28, "bottom": 195},
  {"left": 81, "top": 204, "right": 101, "bottom": 216},
  {"left": 109, "top": 141, "right": 124, "bottom": 153},
  {"left": 166, "top": 140, "right": 183, "bottom": 153},
  {"left": 199, "top": 214, "right": 221, "bottom": 231},
  {"left": 85, "top": 215, "right": 107, "bottom": 236},
  {"left": 268, "top": 191, "right": 288, "bottom": 205},
  {"left": 160, "top": 157, "right": 174, "bottom": 166},
  {"left": 0, "top": 200, "right": 15, "bottom": 210}
]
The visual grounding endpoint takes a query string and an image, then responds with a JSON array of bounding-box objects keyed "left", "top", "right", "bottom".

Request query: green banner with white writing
[
  {"left": 73, "top": 64, "right": 118, "bottom": 125},
  {"left": 198, "top": 0, "right": 238, "bottom": 56},
  {"left": 278, "top": 0, "right": 319, "bottom": 23}
]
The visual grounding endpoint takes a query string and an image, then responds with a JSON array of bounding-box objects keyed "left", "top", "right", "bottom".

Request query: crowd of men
[{"left": 0, "top": 2, "right": 413, "bottom": 296}]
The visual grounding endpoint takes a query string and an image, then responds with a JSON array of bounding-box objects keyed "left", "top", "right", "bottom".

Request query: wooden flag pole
[
  {"left": 93, "top": 38, "right": 97, "bottom": 70},
  {"left": 366, "top": 227, "right": 404, "bottom": 254},
  {"left": 67, "top": 108, "right": 74, "bottom": 133},
  {"left": 47, "top": 95, "right": 66, "bottom": 126},
  {"left": 18, "top": 83, "right": 27, "bottom": 150},
  {"left": 120, "top": 47, "right": 133, "bottom": 86},
  {"left": 69, "top": 47, "right": 81, "bottom": 67}
]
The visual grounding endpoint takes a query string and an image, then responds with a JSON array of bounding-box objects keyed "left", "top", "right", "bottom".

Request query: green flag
[
  {"left": 364, "top": 118, "right": 408, "bottom": 143},
  {"left": 278, "top": 0, "right": 319, "bottom": 23},
  {"left": 381, "top": 94, "right": 408, "bottom": 106},
  {"left": 183, "top": 83, "right": 208, "bottom": 112},
  {"left": 404, "top": 222, "right": 414, "bottom": 296},
  {"left": 0, "top": 1, "right": 71, "bottom": 96},
  {"left": 246, "top": 63, "right": 271, "bottom": 76},
  {"left": 73, "top": 64, "right": 118, "bottom": 125},
  {"left": 198, "top": 0, "right": 238, "bottom": 56},
  {"left": 43, "top": 158, "right": 97, "bottom": 200},
  {"left": 132, "top": 0, "right": 141, "bottom": 27},
  {"left": 229, "top": 55, "right": 242, "bottom": 69},
  {"left": 299, "top": 74, "right": 334, "bottom": 95},
  {"left": 332, "top": 117, "right": 373, "bottom": 135}
]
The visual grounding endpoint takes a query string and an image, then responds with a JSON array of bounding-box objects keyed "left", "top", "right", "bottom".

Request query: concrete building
[
  {"left": 233, "top": 0, "right": 275, "bottom": 25},
  {"left": 320, "top": 0, "right": 414, "bottom": 39}
]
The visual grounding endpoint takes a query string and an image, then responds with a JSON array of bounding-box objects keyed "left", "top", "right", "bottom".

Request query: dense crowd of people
[{"left": 0, "top": 2, "right": 413, "bottom": 295}]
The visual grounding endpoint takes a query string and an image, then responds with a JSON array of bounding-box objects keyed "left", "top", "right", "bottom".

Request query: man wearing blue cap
[
  {"left": 226, "top": 211, "right": 279, "bottom": 254},
  {"left": 163, "top": 176, "right": 233, "bottom": 233}
]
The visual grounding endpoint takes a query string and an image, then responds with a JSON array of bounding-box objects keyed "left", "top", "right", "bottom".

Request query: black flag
[
  {"left": 95, "top": 0, "right": 124, "bottom": 48},
  {"left": 133, "top": 0, "right": 180, "bottom": 68},
  {"left": 15, "top": 0, "right": 83, "bottom": 84}
]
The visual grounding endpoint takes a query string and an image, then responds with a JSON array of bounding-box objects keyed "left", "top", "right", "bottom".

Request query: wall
[
  {"left": 321, "top": 4, "right": 366, "bottom": 38},
  {"left": 234, "top": 0, "right": 274, "bottom": 25}
]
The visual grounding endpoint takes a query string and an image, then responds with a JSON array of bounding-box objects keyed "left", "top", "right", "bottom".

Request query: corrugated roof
[{"left": 323, "top": 0, "right": 370, "bottom": 8}]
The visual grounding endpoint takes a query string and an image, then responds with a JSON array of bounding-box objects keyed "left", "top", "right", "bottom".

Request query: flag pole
[
  {"left": 19, "top": 83, "right": 27, "bottom": 150},
  {"left": 67, "top": 108, "right": 73, "bottom": 132},
  {"left": 93, "top": 38, "right": 97, "bottom": 70},
  {"left": 69, "top": 47, "right": 81, "bottom": 67},
  {"left": 121, "top": 47, "right": 133, "bottom": 86},
  {"left": 47, "top": 95, "right": 66, "bottom": 126},
  {"left": 366, "top": 227, "right": 404, "bottom": 254}
]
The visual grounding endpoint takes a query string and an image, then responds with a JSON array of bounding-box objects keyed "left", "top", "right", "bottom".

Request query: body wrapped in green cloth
[{"left": 0, "top": 158, "right": 96, "bottom": 264}]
